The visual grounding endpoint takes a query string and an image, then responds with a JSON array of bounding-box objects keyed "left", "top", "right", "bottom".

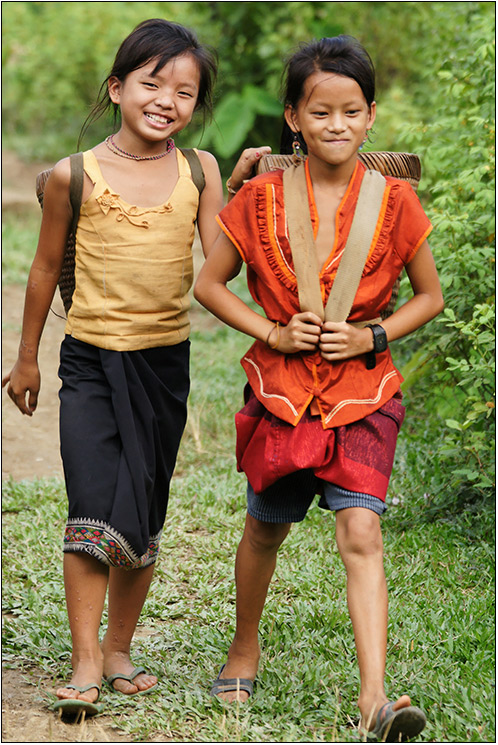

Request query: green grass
[
  {"left": 2, "top": 209, "right": 40, "bottom": 285},
  {"left": 2, "top": 215, "right": 495, "bottom": 742}
]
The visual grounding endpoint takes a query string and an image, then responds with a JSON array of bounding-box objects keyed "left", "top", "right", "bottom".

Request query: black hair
[
  {"left": 280, "top": 35, "right": 375, "bottom": 154},
  {"left": 78, "top": 18, "right": 217, "bottom": 146}
]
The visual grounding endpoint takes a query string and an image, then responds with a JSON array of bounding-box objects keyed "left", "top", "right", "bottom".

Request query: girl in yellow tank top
[{"left": 3, "top": 18, "right": 269, "bottom": 717}]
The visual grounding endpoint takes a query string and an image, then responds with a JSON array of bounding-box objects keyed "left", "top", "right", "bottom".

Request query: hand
[
  {"left": 2, "top": 359, "right": 41, "bottom": 416},
  {"left": 270, "top": 312, "right": 322, "bottom": 354},
  {"left": 229, "top": 146, "right": 272, "bottom": 191},
  {"left": 319, "top": 322, "right": 373, "bottom": 361}
]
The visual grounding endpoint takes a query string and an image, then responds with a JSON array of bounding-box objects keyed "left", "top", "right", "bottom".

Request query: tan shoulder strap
[
  {"left": 283, "top": 162, "right": 386, "bottom": 323},
  {"left": 282, "top": 163, "right": 324, "bottom": 319},
  {"left": 324, "top": 168, "right": 385, "bottom": 322}
]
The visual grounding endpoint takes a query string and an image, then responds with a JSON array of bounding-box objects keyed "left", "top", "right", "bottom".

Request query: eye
[
  {"left": 178, "top": 90, "right": 194, "bottom": 98},
  {"left": 312, "top": 111, "right": 328, "bottom": 117},
  {"left": 143, "top": 81, "right": 158, "bottom": 89},
  {"left": 346, "top": 109, "right": 361, "bottom": 116}
]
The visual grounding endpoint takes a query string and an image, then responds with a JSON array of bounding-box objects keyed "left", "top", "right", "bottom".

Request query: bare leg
[
  {"left": 56, "top": 553, "right": 108, "bottom": 703},
  {"left": 101, "top": 563, "right": 157, "bottom": 694},
  {"left": 216, "top": 513, "right": 292, "bottom": 702},
  {"left": 335, "top": 507, "right": 412, "bottom": 731}
]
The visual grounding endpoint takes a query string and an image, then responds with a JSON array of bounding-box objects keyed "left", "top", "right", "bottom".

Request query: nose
[
  {"left": 327, "top": 114, "right": 347, "bottom": 132},
  {"left": 154, "top": 90, "right": 174, "bottom": 109}
]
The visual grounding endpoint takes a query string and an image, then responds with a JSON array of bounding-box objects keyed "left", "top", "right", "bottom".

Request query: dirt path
[{"left": 1, "top": 153, "right": 221, "bottom": 742}]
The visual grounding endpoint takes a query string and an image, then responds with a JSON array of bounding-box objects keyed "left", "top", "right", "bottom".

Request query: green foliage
[{"left": 396, "top": 2, "right": 495, "bottom": 506}]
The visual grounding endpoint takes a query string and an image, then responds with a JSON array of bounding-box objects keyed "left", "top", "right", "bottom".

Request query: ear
[
  {"left": 284, "top": 105, "right": 300, "bottom": 134},
  {"left": 108, "top": 76, "right": 122, "bottom": 105},
  {"left": 367, "top": 101, "right": 377, "bottom": 130}
]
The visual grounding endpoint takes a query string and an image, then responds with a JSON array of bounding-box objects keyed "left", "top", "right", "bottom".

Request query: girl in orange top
[
  {"left": 195, "top": 35, "right": 443, "bottom": 740},
  {"left": 3, "top": 19, "right": 266, "bottom": 718}
]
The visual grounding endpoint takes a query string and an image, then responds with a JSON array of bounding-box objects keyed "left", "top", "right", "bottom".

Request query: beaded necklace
[{"left": 105, "top": 134, "right": 175, "bottom": 161}]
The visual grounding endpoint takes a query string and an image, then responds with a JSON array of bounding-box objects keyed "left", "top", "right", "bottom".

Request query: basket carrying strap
[
  {"left": 283, "top": 162, "right": 386, "bottom": 323},
  {"left": 68, "top": 152, "right": 84, "bottom": 236},
  {"left": 179, "top": 147, "right": 205, "bottom": 195}
]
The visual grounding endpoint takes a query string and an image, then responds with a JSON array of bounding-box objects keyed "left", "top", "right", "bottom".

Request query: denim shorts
[{"left": 246, "top": 469, "right": 387, "bottom": 524}]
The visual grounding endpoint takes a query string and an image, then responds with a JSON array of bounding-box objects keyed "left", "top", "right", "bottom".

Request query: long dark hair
[
  {"left": 280, "top": 35, "right": 375, "bottom": 154},
  {"left": 78, "top": 18, "right": 217, "bottom": 146}
]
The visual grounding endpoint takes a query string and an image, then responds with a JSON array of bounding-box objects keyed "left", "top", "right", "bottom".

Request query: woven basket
[
  {"left": 256, "top": 151, "right": 421, "bottom": 317},
  {"left": 257, "top": 150, "right": 421, "bottom": 191}
]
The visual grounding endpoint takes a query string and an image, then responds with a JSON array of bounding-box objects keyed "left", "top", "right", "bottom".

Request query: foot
[
  {"left": 56, "top": 655, "right": 103, "bottom": 703},
  {"left": 360, "top": 694, "right": 426, "bottom": 741},
  {"left": 211, "top": 642, "right": 260, "bottom": 703},
  {"left": 102, "top": 649, "right": 157, "bottom": 695}
]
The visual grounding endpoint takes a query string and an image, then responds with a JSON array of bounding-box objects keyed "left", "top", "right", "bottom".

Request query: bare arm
[
  {"left": 319, "top": 240, "right": 444, "bottom": 360},
  {"left": 2, "top": 158, "right": 72, "bottom": 414},
  {"left": 194, "top": 230, "right": 322, "bottom": 353},
  {"left": 195, "top": 150, "right": 224, "bottom": 258}
]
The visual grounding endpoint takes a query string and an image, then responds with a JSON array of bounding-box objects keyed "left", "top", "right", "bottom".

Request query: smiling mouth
[{"left": 144, "top": 113, "right": 173, "bottom": 125}]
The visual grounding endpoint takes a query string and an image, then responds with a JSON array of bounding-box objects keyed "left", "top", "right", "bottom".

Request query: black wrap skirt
[{"left": 58, "top": 335, "right": 190, "bottom": 569}]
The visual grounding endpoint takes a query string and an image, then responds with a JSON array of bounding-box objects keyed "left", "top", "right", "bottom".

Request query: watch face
[{"left": 373, "top": 326, "right": 388, "bottom": 352}]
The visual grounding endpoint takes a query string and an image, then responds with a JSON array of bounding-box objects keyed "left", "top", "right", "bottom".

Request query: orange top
[{"left": 216, "top": 160, "right": 432, "bottom": 429}]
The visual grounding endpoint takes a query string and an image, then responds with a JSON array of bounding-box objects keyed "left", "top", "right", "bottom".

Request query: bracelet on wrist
[
  {"left": 266, "top": 322, "right": 280, "bottom": 350},
  {"left": 226, "top": 177, "right": 241, "bottom": 195}
]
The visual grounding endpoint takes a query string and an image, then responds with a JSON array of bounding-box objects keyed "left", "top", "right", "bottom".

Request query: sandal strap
[
  {"left": 106, "top": 666, "right": 146, "bottom": 686},
  {"left": 210, "top": 676, "right": 254, "bottom": 697},
  {"left": 65, "top": 683, "right": 101, "bottom": 700}
]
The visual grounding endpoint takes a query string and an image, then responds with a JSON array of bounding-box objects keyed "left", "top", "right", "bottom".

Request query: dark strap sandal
[
  {"left": 369, "top": 701, "right": 427, "bottom": 742},
  {"left": 210, "top": 665, "right": 254, "bottom": 699}
]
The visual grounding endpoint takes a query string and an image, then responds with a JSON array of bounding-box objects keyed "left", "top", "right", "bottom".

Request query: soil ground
[{"left": 1, "top": 153, "right": 220, "bottom": 742}]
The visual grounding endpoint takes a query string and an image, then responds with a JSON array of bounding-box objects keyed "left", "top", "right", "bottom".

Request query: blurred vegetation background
[{"left": 2, "top": 0, "right": 495, "bottom": 512}]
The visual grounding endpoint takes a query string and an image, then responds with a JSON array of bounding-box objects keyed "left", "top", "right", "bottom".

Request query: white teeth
[{"left": 145, "top": 113, "right": 170, "bottom": 124}]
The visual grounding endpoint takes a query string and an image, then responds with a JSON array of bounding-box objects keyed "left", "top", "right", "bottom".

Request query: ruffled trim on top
[
  {"left": 96, "top": 188, "right": 174, "bottom": 229},
  {"left": 253, "top": 176, "right": 299, "bottom": 297},
  {"left": 362, "top": 179, "right": 402, "bottom": 273}
]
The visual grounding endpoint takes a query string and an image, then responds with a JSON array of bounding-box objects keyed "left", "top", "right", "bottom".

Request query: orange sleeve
[
  {"left": 216, "top": 183, "right": 261, "bottom": 265},
  {"left": 392, "top": 181, "right": 433, "bottom": 264}
]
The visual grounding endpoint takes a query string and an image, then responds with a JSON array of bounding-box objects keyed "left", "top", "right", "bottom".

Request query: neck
[{"left": 306, "top": 153, "right": 358, "bottom": 190}]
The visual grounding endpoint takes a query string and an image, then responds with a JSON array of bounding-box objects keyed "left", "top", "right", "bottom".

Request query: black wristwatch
[{"left": 365, "top": 324, "right": 388, "bottom": 370}]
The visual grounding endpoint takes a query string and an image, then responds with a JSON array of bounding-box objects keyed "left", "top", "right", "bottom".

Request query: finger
[
  {"left": 297, "top": 312, "right": 323, "bottom": 327},
  {"left": 28, "top": 390, "right": 38, "bottom": 413},
  {"left": 1, "top": 374, "right": 11, "bottom": 388}
]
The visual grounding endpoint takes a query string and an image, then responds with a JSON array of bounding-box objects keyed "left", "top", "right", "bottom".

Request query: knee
[
  {"left": 336, "top": 509, "right": 383, "bottom": 560},
  {"left": 244, "top": 515, "right": 291, "bottom": 554}
]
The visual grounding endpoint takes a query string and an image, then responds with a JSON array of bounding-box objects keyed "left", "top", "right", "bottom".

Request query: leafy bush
[{"left": 396, "top": 3, "right": 495, "bottom": 506}]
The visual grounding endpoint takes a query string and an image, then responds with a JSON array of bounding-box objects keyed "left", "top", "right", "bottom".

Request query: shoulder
[
  {"left": 49, "top": 156, "right": 72, "bottom": 188},
  {"left": 41, "top": 155, "right": 75, "bottom": 204},
  {"left": 384, "top": 175, "right": 419, "bottom": 198},
  {"left": 248, "top": 169, "right": 284, "bottom": 188},
  {"left": 191, "top": 149, "right": 220, "bottom": 178}
]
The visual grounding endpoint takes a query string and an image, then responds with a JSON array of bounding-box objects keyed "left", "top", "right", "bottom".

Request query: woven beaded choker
[{"left": 105, "top": 134, "right": 175, "bottom": 161}]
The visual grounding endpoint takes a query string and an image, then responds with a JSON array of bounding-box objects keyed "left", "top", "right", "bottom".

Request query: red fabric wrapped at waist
[{"left": 235, "top": 385, "right": 405, "bottom": 499}]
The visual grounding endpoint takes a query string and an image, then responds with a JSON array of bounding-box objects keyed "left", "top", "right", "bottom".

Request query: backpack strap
[
  {"left": 283, "top": 161, "right": 386, "bottom": 323},
  {"left": 68, "top": 152, "right": 84, "bottom": 236},
  {"left": 179, "top": 147, "right": 205, "bottom": 195}
]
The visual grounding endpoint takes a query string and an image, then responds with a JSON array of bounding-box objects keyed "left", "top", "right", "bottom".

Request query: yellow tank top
[{"left": 65, "top": 148, "right": 199, "bottom": 351}]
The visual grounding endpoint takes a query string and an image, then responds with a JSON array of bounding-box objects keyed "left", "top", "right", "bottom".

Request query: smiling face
[
  {"left": 108, "top": 53, "right": 200, "bottom": 150},
  {"left": 285, "top": 72, "right": 376, "bottom": 172}
]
